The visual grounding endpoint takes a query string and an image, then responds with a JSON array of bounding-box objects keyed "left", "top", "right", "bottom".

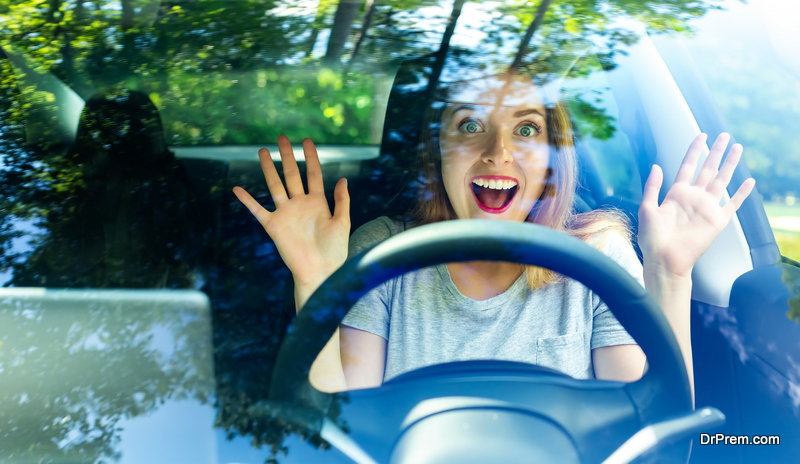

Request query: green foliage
[
  {"left": 157, "top": 67, "right": 376, "bottom": 145},
  {"left": 0, "top": 0, "right": 738, "bottom": 462},
  {"left": 568, "top": 93, "right": 617, "bottom": 141},
  {"left": 783, "top": 262, "right": 800, "bottom": 324},
  {"left": 777, "top": 232, "right": 800, "bottom": 264}
]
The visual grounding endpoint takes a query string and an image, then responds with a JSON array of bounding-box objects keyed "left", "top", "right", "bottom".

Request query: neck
[{"left": 448, "top": 260, "right": 524, "bottom": 280}]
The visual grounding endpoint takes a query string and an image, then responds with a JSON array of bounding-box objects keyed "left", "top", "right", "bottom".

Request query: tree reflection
[
  {"left": 785, "top": 263, "right": 800, "bottom": 323},
  {"left": 0, "top": 290, "right": 214, "bottom": 463},
  {"left": 6, "top": 90, "right": 205, "bottom": 289},
  {"left": 0, "top": 0, "right": 741, "bottom": 462}
]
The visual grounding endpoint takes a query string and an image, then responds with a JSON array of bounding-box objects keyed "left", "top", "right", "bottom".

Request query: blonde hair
[{"left": 408, "top": 73, "right": 633, "bottom": 290}]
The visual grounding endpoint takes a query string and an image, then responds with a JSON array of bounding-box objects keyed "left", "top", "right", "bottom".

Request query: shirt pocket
[{"left": 535, "top": 331, "right": 588, "bottom": 379}]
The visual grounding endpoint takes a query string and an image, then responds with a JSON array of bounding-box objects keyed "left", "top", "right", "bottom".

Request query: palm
[
  {"left": 638, "top": 133, "right": 756, "bottom": 278},
  {"left": 264, "top": 191, "right": 349, "bottom": 282},
  {"left": 233, "top": 136, "right": 350, "bottom": 287}
]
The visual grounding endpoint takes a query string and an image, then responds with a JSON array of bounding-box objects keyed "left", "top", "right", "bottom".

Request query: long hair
[{"left": 408, "top": 73, "right": 632, "bottom": 290}]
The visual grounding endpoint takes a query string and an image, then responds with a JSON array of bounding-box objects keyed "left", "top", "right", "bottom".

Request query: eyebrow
[
  {"left": 449, "top": 104, "right": 545, "bottom": 119},
  {"left": 513, "top": 108, "right": 545, "bottom": 118},
  {"left": 451, "top": 104, "right": 477, "bottom": 116}
]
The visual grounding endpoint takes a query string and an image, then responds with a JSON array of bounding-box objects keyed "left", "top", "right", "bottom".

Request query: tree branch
[
  {"left": 121, "top": 0, "right": 134, "bottom": 31},
  {"left": 423, "top": 0, "right": 466, "bottom": 102},
  {"left": 510, "top": 0, "right": 554, "bottom": 71},
  {"left": 322, "top": 0, "right": 361, "bottom": 67},
  {"left": 346, "top": 0, "right": 377, "bottom": 68},
  {"left": 305, "top": 0, "right": 331, "bottom": 58}
]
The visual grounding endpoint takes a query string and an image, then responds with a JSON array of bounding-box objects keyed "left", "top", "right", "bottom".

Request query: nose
[{"left": 481, "top": 129, "right": 514, "bottom": 167}]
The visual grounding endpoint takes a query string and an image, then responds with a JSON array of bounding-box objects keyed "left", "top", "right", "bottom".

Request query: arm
[
  {"left": 340, "top": 325, "right": 387, "bottom": 389},
  {"left": 591, "top": 271, "right": 691, "bottom": 386},
  {"left": 295, "top": 280, "right": 349, "bottom": 393},
  {"left": 644, "top": 264, "right": 694, "bottom": 402},
  {"left": 593, "top": 345, "right": 646, "bottom": 382},
  {"left": 591, "top": 262, "right": 692, "bottom": 388},
  {"left": 232, "top": 136, "right": 352, "bottom": 393},
  {"left": 636, "top": 132, "right": 755, "bottom": 406},
  {"left": 304, "top": 217, "right": 396, "bottom": 392}
]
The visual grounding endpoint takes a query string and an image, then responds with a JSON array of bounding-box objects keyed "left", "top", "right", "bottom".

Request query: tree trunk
[
  {"left": 424, "top": 0, "right": 466, "bottom": 101},
  {"left": 120, "top": 0, "right": 136, "bottom": 81},
  {"left": 322, "top": 0, "right": 361, "bottom": 67},
  {"left": 46, "top": 0, "right": 62, "bottom": 23},
  {"left": 510, "top": 0, "right": 554, "bottom": 71},
  {"left": 306, "top": 0, "right": 331, "bottom": 58},
  {"left": 75, "top": 0, "right": 84, "bottom": 23},
  {"left": 346, "top": 0, "right": 377, "bottom": 67},
  {"left": 121, "top": 0, "right": 134, "bottom": 31},
  {"left": 59, "top": 29, "right": 93, "bottom": 98}
]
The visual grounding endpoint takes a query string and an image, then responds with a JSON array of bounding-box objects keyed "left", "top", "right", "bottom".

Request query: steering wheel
[{"left": 264, "top": 220, "right": 702, "bottom": 463}]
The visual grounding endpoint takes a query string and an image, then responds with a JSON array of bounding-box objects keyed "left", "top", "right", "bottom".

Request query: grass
[{"left": 763, "top": 201, "right": 800, "bottom": 262}]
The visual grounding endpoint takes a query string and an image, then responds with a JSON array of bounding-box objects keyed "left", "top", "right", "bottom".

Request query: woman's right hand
[{"left": 233, "top": 135, "right": 350, "bottom": 290}]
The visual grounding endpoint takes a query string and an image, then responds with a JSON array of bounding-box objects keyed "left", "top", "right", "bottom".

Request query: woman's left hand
[{"left": 637, "top": 132, "right": 757, "bottom": 279}]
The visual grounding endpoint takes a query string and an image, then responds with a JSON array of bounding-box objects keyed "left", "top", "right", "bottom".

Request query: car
[{"left": 0, "top": 0, "right": 798, "bottom": 463}]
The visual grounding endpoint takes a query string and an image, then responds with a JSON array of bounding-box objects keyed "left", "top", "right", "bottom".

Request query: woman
[{"left": 232, "top": 71, "right": 755, "bottom": 397}]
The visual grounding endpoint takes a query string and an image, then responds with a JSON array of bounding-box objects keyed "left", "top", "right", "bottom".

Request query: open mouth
[{"left": 470, "top": 177, "right": 519, "bottom": 214}]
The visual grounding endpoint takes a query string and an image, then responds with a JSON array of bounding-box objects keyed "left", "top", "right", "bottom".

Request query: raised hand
[
  {"left": 233, "top": 135, "right": 350, "bottom": 289},
  {"left": 637, "top": 133, "right": 756, "bottom": 278}
]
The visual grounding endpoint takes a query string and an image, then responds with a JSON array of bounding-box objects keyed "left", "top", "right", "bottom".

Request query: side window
[{"left": 682, "top": 0, "right": 800, "bottom": 261}]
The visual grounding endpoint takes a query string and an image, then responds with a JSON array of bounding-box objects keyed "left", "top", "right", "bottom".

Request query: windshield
[{"left": 1, "top": 1, "right": 798, "bottom": 463}]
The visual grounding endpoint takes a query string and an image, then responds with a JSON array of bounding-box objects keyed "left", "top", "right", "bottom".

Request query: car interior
[{"left": 1, "top": 8, "right": 799, "bottom": 463}]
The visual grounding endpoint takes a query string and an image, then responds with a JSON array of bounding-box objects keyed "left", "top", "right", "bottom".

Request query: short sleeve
[
  {"left": 341, "top": 283, "right": 391, "bottom": 340},
  {"left": 590, "top": 232, "right": 642, "bottom": 349},
  {"left": 340, "top": 217, "right": 402, "bottom": 340}
]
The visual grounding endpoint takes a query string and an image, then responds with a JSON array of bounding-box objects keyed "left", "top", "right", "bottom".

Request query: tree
[
  {"left": 345, "top": 0, "right": 377, "bottom": 68},
  {"left": 0, "top": 290, "right": 214, "bottom": 463},
  {"left": 0, "top": 1, "right": 750, "bottom": 462},
  {"left": 322, "top": 0, "right": 361, "bottom": 67},
  {"left": 510, "top": 0, "right": 554, "bottom": 71}
]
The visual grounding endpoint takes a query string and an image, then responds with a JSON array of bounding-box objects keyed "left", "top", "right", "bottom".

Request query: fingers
[
  {"left": 258, "top": 147, "right": 288, "bottom": 205},
  {"left": 641, "top": 164, "right": 663, "bottom": 209},
  {"left": 694, "top": 133, "right": 731, "bottom": 188},
  {"left": 233, "top": 186, "right": 271, "bottom": 226},
  {"left": 708, "top": 142, "right": 743, "bottom": 198},
  {"left": 277, "top": 135, "right": 305, "bottom": 198},
  {"left": 332, "top": 177, "right": 350, "bottom": 226},
  {"left": 304, "top": 138, "right": 324, "bottom": 195},
  {"left": 674, "top": 133, "right": 708, "bottom": 184},
  {"left": 722, "top": 178, "right": 756, "bottom": 218}
]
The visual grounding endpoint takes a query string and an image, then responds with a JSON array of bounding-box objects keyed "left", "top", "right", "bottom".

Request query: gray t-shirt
[{"left": 341, "top": 216, "right": 641, "bottom": 381}]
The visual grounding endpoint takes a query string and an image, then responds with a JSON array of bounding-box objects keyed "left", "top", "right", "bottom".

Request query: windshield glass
[{"left": 1, "top": 1, "right": 798, "bottom": 463}]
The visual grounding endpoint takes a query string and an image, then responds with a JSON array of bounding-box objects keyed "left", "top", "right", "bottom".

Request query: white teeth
[{"left": 472, "top": 178, "right": 518, "bottom": 190}]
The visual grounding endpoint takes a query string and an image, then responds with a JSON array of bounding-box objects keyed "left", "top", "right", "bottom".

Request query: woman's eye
[
  {"left": 458, "top": 120, "right": 483, "bottom": 134},
  {"left": 515, "top": 124, "right": 540, "bottom": 137}
]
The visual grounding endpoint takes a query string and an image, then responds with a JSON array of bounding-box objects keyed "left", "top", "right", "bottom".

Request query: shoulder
[
  {"left": 348, "top": 216, "right": 406, "bottom": 258},
  {"left": 588, "top": 230, "right": 633, "bottom": 256},
  {"left": 567, "top": 209, "right": 638, "bottom": 265},
  {"left": 586, "top": 231, "right": 643, "bottom": 284}
]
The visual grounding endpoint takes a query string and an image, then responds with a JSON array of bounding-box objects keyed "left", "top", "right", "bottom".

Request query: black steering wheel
[{"left": 265, "top": 220, "right": 694, "bottom": 463}]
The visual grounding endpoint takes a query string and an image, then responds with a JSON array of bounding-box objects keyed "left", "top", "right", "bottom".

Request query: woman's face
[{"left": 439, "top": 74, "right": 550, "bottom": 222}]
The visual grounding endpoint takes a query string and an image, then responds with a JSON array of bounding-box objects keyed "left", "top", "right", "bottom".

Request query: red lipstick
[{"left": 469, "top": 175, "right": 519, "bottom": 214}]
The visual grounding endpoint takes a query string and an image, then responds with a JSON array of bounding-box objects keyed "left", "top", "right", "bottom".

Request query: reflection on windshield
[
  {"left": 785, "top": 264, "right": 800, "bottom": 324},
  {"left": 0, "top": 290, "right": 214, "bottom": 463},
  {"left": 0, "top": 0, "right": 765, "bottom": 462}
]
